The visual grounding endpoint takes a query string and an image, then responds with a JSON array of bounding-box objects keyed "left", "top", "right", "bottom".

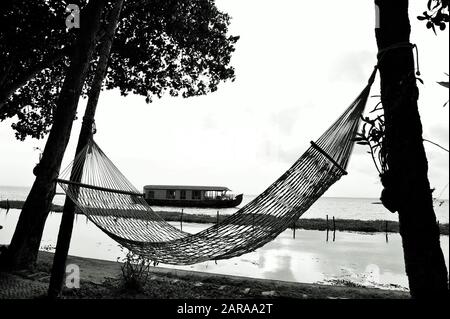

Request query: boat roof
[{"left": 144, "top": 185, "right": 230, "bottom": 191}]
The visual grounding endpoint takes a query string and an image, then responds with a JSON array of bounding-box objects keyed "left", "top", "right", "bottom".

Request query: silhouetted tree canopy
[
  {"left": 0, "top": 0, "right": 75, "bottom": 139},
  {"left": 0, "top": 0, "right": 239, "bottom": 140}
]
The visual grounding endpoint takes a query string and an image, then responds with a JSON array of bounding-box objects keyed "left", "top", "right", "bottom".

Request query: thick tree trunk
[
  {"left": 1, "top": 0, "right": 107, "bottom": 270},
  {"left": 47, "top": 0, "right": 124, "bottom": 298},
  {"left": 375, "top": 0, "right": 449, "bottom": 298}
]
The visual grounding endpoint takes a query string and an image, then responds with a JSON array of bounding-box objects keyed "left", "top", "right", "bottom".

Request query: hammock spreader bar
[
  {"left": 57, "top": 178, "right": 144, "bottom": 197},
  {"left": 310, "top": 141, "right": 348, "bottom": 175}
]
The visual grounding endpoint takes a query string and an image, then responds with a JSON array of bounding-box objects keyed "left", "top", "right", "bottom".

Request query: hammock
[{"left": 58, "top": 69, "right": 377, "bottom": 265}]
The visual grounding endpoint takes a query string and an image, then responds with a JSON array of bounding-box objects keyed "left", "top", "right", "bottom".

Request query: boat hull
[{"left": 145, "top": 194, "right": 243, "bottom": 208}]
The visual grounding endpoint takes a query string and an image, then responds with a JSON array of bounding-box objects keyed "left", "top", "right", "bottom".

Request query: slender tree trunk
[
  {"left": 47, "top": 0, "right": 124, "bottom": 298},
  {"left": 375, "top": 0, "right": 449, "bottom": 298},
  {"left": 1, "top": 0, "right": 107, "bottom": 270}
]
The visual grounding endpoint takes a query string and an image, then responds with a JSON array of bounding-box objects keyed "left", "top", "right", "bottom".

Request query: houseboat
[{"left": 143, "top": 185, "right": 243, "bottom": 208}]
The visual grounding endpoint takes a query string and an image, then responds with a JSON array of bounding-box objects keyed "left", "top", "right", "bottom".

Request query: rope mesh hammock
[{"left": 58, "top": 68, "right": 377, "bottom": 265}]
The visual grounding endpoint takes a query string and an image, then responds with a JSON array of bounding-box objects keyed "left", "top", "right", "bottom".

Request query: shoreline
[
  {"left": 1, "top": 200, "right": 448, "bottom": 235},
  {"left": 0, "top": 250, "right": 410, "bottom": 299}
]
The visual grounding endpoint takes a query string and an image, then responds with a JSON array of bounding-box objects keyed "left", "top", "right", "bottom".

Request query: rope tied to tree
[
  {"left": 377, "top": 42, "right": 421, "bottom": 76},
  {"left": 82, "top": 115, "right": 97, "bottom": 135}
]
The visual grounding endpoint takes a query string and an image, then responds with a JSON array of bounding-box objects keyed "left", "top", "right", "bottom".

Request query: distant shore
[{"left": 1, "top": 200, "right": 448, "bottom": 235}]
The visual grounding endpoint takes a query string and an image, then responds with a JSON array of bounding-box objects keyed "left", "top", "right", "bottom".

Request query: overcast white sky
[{"left": 0, "top": 0, "right": 448, "bottom": 199}]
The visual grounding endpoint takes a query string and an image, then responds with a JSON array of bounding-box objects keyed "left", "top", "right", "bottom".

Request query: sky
[{"left": 0, "top": 0, "right": 448, "bottom": 199}]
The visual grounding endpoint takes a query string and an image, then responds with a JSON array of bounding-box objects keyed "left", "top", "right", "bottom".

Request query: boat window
[
  {"left": 192, "top": 190, "right": 201, "bottom": 200},
  {"left": 180, "top": 190, "right": 186, "bottom": 200},
  {"left": 147, "top": 191, "right": 154, "bottom": 199},
  {"left": 166, "top": 190, "right": 176, "bottom": 199},
  {"left": 204, "top": 191, "right": 217, "bottom": 200}
]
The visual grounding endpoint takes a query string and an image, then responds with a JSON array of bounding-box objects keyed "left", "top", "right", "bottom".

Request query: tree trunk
[
  {"left": 1, "top": 0, "right": 107, "bottom": 270},
  {"left": 47, "top": 0, "right": 124, "bottom": 298},
  {"left": 375, "top": 0, "right": 449, "bottom": 298}
]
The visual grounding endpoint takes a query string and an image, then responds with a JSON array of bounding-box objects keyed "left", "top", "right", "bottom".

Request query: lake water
[
  {"left": 1, "top": 185, "right": 449, "bottom": 223},
  {"left": 0, "top": 185, "right": 449, "bottom": 291}
]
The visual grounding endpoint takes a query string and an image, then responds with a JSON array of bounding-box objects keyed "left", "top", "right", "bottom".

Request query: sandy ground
[{"left": 0, "top": 250, "right": 410, "bottom": 299}]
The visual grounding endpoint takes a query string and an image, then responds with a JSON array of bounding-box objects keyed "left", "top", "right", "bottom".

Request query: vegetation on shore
[{"left": 1, "top": 200, "right": 448, "bottom": 235}]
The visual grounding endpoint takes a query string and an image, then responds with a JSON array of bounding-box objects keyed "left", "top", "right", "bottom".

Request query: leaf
[
  {"left": 437, "top": 81, "right": 449, "bottom": 88},
  {"left": 432, "top": 0, "right": 441, "bottom": 10}
]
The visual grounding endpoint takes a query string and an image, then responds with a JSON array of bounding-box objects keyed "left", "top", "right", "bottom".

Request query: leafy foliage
[
  {"left": 118, "top": 249, "right": 154, "bottom": 293},
  {"left": 0, "top": 0, "right": 239, "bottom": 140},
  {"left": 0, "top": 0, "right": 79, "bottom": 139},
  {"left": 106, "top": 0, "right": 239, "bottom": 101},
  {"left": 437, "top": 73, "right": 449, "bottom": 107},
  {"left": 417, "top": 0, "right": 449, "bottom": 33},
  {"left": 353, "top": 98, "right": 387, "bottom": 175}
]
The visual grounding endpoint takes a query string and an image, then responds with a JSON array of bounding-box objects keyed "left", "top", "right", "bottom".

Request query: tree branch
[{"left": 0, "top": 47, "right": 70, "bottom": 110}]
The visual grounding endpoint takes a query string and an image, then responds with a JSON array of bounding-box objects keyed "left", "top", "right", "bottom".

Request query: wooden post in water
[
  {"left": 293, "top": 219, "right": 296, "bottom": 239},
  {"left": 6, "top": 199, "right": 10, "bottom": 213},
  {"left": 385, "top": 220, "right": 389, "bottom": 243},
  {"left": 332, "top": 216, "right": 336, "bottom": 242},
  {"left": 326, "top": 214, "right": 329, "bottom": 242},
  {"left": 181, "top": 208, "right": 183, "bottom": 231},
  {"left": 217, "top": 211, "right": 219, "bottom": 234}
]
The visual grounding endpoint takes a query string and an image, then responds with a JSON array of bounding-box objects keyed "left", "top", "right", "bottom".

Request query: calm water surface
[
  {"left": 1, "top": 185, "right": 449, "bottom": 222},
  {"left": 1, "top": 208, "right": 448, "bottom": 291}
]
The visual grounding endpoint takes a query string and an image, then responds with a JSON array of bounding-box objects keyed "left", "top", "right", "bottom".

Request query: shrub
[{"left": 119, "top": 250, "right": 153, "bottom": 293}]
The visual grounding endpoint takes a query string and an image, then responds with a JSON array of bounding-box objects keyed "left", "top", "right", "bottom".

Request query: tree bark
[
  {"left": 375, "top": 0, "right": 449, "bottom": 298},
  {"left": 47, "top": 0, "right": 124, "bottom": 298},
  {"left": 1, "top": 0, "right": 107, "bottom": 270}
]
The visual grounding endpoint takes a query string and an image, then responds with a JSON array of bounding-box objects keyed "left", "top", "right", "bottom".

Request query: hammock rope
[{"left": 58, "top": 68, "right": 378, "bottom": 265}]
